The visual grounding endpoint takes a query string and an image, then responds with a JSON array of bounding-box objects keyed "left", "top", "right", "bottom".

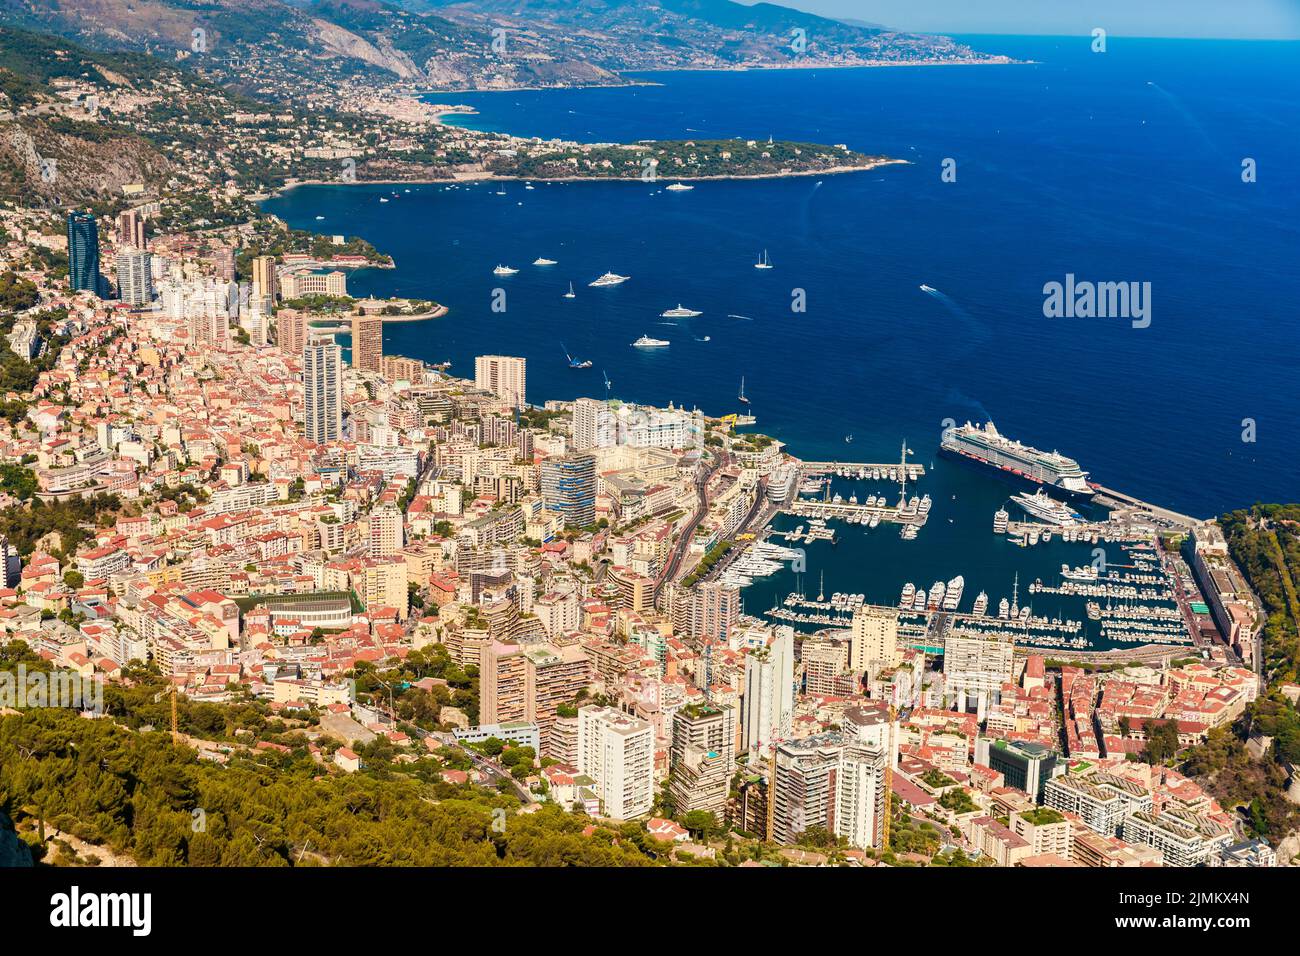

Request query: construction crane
[{"left": 170, "top": 684, "right": 180, "bottom": 746}]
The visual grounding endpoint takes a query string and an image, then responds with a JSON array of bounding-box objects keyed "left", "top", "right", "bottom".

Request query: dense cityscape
[{"left": 0, "top": 2, "right": 1295, "bottom": 929}]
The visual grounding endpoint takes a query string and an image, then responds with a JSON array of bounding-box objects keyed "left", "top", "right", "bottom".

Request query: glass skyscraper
[
  {"left": 541, "top": 452, "right": 597, "bottom": 529},
  {"left": 66, "top": 211, "right": 101, "bottom": 296}
]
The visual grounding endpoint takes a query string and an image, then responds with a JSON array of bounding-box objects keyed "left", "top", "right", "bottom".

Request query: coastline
[
  {"left": 415, "top": 55, "right": 1029, "bottom": 100},
  {"left": 270, "top": 157, "right": 906, "bottom": 197}
]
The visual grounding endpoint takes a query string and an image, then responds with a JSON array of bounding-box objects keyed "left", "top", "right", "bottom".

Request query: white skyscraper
[
  {"left": 834, "top": 704, "right": 893, "bottom": 850},
  {"left": 572, "top": 398, "right": 616, "bottom": 450},
  {"left": 115, "top": 248, "right": 154, "bottom": 305},
  {"left": 475, "top": 355, "right": 526, "bottom": 408},
  {"left": 302, "top": 341, "right": 343, "bottom": 444},
  {"left": 576, "top": 706, "right": 654, "bottom": 821},
  {"left": 742, "top": 625, "right": 794, "bottom": 755}
]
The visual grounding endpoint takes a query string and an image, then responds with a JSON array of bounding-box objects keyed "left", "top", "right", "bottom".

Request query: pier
[
  {"left": 799, "top": 461, "right": 925, "bottom": 480},
  {"left": 1091, "top": 484, "right": 1204, "bottom": 529}
]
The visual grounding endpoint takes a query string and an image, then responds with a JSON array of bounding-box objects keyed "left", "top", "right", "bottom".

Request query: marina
[{"left": 725, "top": 451, "right": 1203, "bottom": 657}]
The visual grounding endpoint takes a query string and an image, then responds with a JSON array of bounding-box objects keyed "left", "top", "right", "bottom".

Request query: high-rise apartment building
[
  {"left": 692, "top": 581, "right": 740, "bottom": 643},
  {"left": 302, "top": 341, "right": 343, "bottom": 444},
  {"left": 741, "top": 626, "right": 794, "bottom": 755},
  {"left": 850, "top": 606, "right": 901, "bottom": 673},
  {"left": 540, "top": 452, "right": 596, "bottom": 528},
  {"left": 368, "top": 504, "right": 404, "bottom": 558},
  {"left": 573, "top": 397, "right": 616, "bottom": 450},
  {"left": 480, "top": 642, "right": 592, "bottom": 754},
  {"left": 670, "top": 703, "right": 737, "bottom": 819},
  {"left": 576, "top": 706, "right": 654, "bottom": 820},
  {"left": 276, "top": 309, "right": 307, "bottom": 356},
  {"left": 115, "top": 248, "right": 154, "bottom": 305},
  {"left": 475, "top": 354, "right": 526, "bottom": 408},
  {"left": 116, "top": 208, "right": 147, "bottom": 249},
  {"left": 251, "top": 255, "right": 277, "bottom": 301},
  {"left": 834, "top": 704, "right": 892, "bottom": 850},
  {"left": 944, "top": 629, "right": 1015, "bottom": 717},
  {"left": 351, "top": 315, "right": 383, "bottom": 373}
]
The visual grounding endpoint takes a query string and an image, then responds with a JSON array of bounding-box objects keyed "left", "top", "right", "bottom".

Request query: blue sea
[{"left": 263, "top": 37, "right": 1299, "bottom": 640}]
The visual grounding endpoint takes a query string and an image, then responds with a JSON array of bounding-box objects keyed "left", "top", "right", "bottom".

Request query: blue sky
[{"left": 758, "top": 0, "right": 1300, "bottom": 39}]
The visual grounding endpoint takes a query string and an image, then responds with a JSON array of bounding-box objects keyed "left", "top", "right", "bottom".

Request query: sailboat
[
  {"left": 563, "top": 282, "right": 576, "bottom": 299},
  {"left": 754, "top": 249, "right": 773, "bottom": 270},
  {"left": 738, "top": 376, "right": 750, "bottom": 405}
]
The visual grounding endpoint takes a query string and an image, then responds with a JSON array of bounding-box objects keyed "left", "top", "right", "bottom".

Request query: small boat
[
  {"left": 563, "top": 282, "right": 576, "bottom": 299},
  {"left": 379, "top": 197, "right": 389, "bottom": 203},
  {"left": 314, "top": 215, "right": 325, "bottom": 220},
  {"left": 754, "top": 249, "right": 773, "bottom": 270},
  {"left": 493, "top": 265, "right": 518, "bottom": 276},
  {"left": 738, "top": 376, "right": 750, "bottom": 405},
  {"left": 666, "top": 182, "right": 694, "bottom": 192},
  {"left": 533, "top": 257, "right": 558, "bottom": 266},
  {"left": 562, "top": 343, "right": 592, "bottom": 369},
  {"left": 920, "top": 284, "right": 936, "bottom": 293}
]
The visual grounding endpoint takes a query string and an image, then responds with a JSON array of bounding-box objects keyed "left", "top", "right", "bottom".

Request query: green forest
[{"left": 1219, "top": 504, "right": 1300, "bottom": 683}]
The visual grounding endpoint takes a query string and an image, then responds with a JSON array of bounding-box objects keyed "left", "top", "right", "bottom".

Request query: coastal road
[{"left": 656, "top": 451, "right": 727, "bottom": 607}]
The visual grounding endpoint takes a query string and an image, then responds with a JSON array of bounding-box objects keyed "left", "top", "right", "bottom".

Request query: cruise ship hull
[{"left": 938, "top": 444, "right": 1096, "bottom": 502}]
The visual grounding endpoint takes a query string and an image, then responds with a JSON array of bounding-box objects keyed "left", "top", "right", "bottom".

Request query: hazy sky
[{"left": 754, "top": 0, "right": 1300, "bottom": 39}]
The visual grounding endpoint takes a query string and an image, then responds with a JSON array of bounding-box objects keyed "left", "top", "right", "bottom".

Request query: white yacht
[
  {"left": 943, "top": 575, "right": 964, "bottom": 611},
  {"left": 973, "top": 591, "right": 989, "bottom": 616},
  {"left": 493, "top": 265, "right": 519, "bottom": 276},
  {"left": 533, "top": 257, "right": 558, "bottom": 266},
  {"left": 631, "top": 335, "right": 670, "bottom": 348},
  {"left": 666, "top": 182, "right": 694, "bottom": 192},
  {"left": 754, "top": 249, "right": 773, "bottom": 270},
  {"left": 1011, "top": 490, "right": 1083, "bottom": 526},
  {"left": 563, "top": 282, "right": 576, "bottom": 299},
  {"left": 661, "top": 304, "right": 702, "bottom": 318},
  {"left": 590, "top": 272, "right": 630, "bottom": 287}
]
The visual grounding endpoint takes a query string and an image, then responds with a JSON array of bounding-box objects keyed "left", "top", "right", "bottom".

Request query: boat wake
[
  {"left": 919, "top": 285, "right": 990, "bottom": 345},
  {"left": 727, "top": 314, "right": 753, "bottom": 321}
]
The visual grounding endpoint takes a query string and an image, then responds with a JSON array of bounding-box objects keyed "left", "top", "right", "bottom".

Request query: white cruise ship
[
  {"left": 661, "top": 304, "right": 702, "bottom": 318},
  {"left": 590, "top": 272, "right": 630, "bottom": 287},
  {"left": 492, "top": 264, "right": 519, "bottom": 276},
  {"left": 631, "top": 335, "right": 670, "bottom": 348}
]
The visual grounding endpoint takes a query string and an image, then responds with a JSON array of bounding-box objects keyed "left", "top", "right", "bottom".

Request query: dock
[
  {"left": 799, "top": 461, "right": 925, "bottom": 480},
  {"left": 1091, "top": 484, "right": 1204, "bottom": 529}
]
